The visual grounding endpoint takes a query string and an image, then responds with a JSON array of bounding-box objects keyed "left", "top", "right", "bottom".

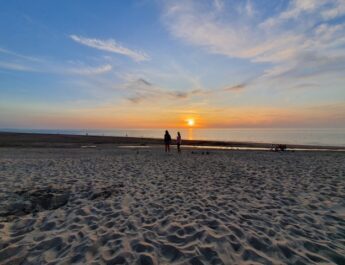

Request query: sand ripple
[{"left": 0, "top": 148, "right": 344, "bottom": 264}]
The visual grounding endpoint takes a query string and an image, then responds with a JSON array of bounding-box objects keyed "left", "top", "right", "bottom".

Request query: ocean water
[{"left": 2, "top": 128, "right": 345, "bottom": 147}]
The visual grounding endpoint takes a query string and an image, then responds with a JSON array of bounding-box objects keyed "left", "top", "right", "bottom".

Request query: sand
[
  {"left": 1, "top": 132, "right": 345, "bottom": 151},
  {"left": 0, "top": 146, "right": 344, "bottom": 265}
]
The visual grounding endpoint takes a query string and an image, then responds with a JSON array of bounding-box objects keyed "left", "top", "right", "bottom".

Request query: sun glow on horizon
[{"left": 187, "top": 119, "right": 195, "bottom": 127}]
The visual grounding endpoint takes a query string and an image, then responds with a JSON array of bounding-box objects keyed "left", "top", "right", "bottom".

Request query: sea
[{"left": 1, "top": 128, "right": 345, "bottom": 147}]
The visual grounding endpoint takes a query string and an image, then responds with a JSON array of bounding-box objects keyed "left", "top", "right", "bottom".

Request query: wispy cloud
[
  {"left": 0, "top": 47, "right": 42, "bottom": 62},
  {"left": 162, "top": 0, "right": 345, "bottom": 88},
  {"left": 245, "top": 0, "right": 254, "bottom": 17},
  {"left": 321, "top": 0, "right": 345, "bottom": 19},
  {"left": 224, "top": 84, "right": 246, "bottom": 92},
  {"left": 237, "top": 0, "right": 255, "bottom": 17},
  {"left": 0, "top": 47, "right": 113, "bottom": 76},
  {"left": 0, "top": 61, "right": 37, "bottom": 72},
  {"left": 120, "top": 76, "right": 203, "bottom": 104},
  {"left": 163, "top": 1, "right": 345, "bottom": 61},
  {"left": 67, "top": 64, "right": 112, "bottom": 75},
  {"left": 120, "top": 73, "right": 248, "bottom": 104},
  {"left": 261, "top": 0, "right": 345, "bottom": 28},
  {"left": 70, "top": 35, "right": 150, "bottom": 62},
  {"left": 136, "top": 78, "right": 152, "bottom": 86},
  {"left": 289, "top": 83, "right": 319, "bottom": 90},
  {"left": 213, "top": 0, "right": 224, "bottom": 12},
  {"left": 261, "top": 0, "right": 323, "bottom": 28}
]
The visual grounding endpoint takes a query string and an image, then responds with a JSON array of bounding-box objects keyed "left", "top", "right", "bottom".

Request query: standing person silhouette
[
  {"left": 164, "top": 130, "right": 172, "bottom": 152},
  {"left": 176, "top": 132, "right": 182, "bottom": 153}
]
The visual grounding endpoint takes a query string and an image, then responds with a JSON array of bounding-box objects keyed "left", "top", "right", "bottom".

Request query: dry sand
[{"left": 0, "top": 146, "right": 344, "bottom": 264}]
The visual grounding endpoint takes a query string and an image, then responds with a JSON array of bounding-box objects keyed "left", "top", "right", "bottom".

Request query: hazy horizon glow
[{"left": 1, "top": 0, "right": 345, "bottom": 129}]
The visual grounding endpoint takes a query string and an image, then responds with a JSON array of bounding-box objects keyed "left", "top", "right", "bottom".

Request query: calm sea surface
[{"left": 2, "top": 128, "right": 345, "bottom": 147}]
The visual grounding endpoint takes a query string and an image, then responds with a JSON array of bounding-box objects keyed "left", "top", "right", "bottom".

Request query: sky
[{"left": 0, "top": 0, "right": 345, "bottom": 129}]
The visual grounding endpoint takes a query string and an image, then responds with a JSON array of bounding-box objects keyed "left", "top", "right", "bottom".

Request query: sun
[{"left": 187, "top": 119, "right": 195, "bottom": 127}]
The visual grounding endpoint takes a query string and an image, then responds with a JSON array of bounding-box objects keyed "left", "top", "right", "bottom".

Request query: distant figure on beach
[
  {"left": 271, "top": 144, "right": 287, "bottom": 152},
  {"left": 164, "top": 130, "right": 172, "bottom": 152},
  {"left": 176, "top": 132, "right": 182, "bottom": 153}
]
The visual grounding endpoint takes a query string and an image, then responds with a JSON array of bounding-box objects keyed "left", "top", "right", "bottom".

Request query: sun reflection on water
[{"left": 187, "top": 128, "right": 194, "bottom": 140}]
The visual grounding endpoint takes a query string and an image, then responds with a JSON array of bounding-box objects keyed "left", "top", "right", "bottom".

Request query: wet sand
[
  {"left": 1, "top": 132, "right": 344, "bottom": 151},
  {"left": 0, "top": 145, "right": 344, "bottom": 264}
]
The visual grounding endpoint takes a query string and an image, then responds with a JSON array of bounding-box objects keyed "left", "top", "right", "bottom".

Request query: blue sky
[{"left": 0, "top": 0, "right": 345, "bottom": 129}]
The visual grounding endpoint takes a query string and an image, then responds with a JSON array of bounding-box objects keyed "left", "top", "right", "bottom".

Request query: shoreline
[{"left": 1, "top": 131, "right": 344, "bottom": 151}]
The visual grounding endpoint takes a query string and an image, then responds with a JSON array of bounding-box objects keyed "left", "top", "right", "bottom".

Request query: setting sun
[{"left": 187, "top": 119, "right": 195, "bottom": 127}]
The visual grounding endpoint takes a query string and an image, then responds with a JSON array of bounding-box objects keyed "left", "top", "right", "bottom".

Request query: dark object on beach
[
  {"left": 1, "top": 188, "right": 70, "bottom": 218},
  {"left": 271, "top": 144, "right": 287, "bottom": 152},
  {"left": 31, "top": 189, "right": 70, "bottom": 210},
  {"left": 191, "top": 151, "right": 210, "bottom": 155},
  {"left": 176, "top": 132, "right": 182, "bottom": 153},
  {"left": 164, "top": 130, "right": 172, "bottom": 152}
]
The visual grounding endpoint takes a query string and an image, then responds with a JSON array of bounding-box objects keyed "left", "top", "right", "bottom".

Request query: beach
[{"left": 0, "top": 136, "right": 345, "bottom": 264}]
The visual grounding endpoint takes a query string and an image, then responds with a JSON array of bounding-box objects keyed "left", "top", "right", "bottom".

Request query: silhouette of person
[
  {"left": 164, "top": 130, "right": 172, "bottom": 152},
  {"left": 176, "top": 132, "right": 182, "bottom": 153}
]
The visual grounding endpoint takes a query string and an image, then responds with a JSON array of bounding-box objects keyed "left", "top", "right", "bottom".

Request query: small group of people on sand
[{"left": 164, "top": 130, "right": 182, "bottom": 153}]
